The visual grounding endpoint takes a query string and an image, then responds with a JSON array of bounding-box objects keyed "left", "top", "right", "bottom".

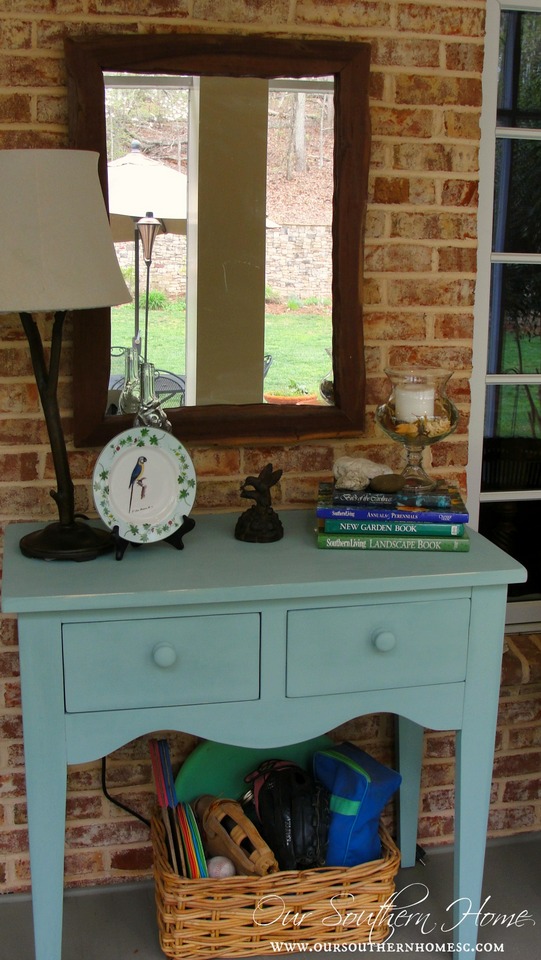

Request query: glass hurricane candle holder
[{"left": 375, "top": 367, "right": 458, "bottom": 491}]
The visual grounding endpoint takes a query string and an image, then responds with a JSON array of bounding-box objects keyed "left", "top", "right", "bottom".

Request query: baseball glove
[
  {"left": 243, "top": 760, "right": 330, "bottom": 870},
  {"left": 194, "top": 794, "right": 279, "bottom": 876}
]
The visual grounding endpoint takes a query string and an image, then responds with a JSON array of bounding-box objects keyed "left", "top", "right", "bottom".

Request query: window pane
[
  {"left": 479, "top": 500, "right": 541, "bottom": 600},
  {"left": 483, "top": 385, "right": 541, "bottom": 441},
  {"left": 498, "top": 11, "right": 541, "bottom": 128},
  {"left": 487, "top": 264, "right": 541, "bottom": 374},
  {"left": 493, "top": 140, "right": 541, "bottom": 253}
]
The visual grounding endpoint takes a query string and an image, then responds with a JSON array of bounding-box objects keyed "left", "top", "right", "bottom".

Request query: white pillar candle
[{"left": 394, "top": 384, "right": 435, "bottom": 422}]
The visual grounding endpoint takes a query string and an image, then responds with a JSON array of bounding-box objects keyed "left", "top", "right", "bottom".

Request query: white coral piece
[{"left": 333, "top": 456, "right": 393, "bottom": 490}]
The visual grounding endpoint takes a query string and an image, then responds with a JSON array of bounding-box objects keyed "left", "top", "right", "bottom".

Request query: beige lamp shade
[{"left": 0, "top": 149, "right": 131, "bottom": 312}]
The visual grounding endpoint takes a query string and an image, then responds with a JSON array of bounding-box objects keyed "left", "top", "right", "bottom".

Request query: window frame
[{"left": 469, "top": 0, "right": 541, "bottom": 631}]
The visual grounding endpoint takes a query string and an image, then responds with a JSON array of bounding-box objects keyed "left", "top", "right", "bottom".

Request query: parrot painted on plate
[{"left": 128, "top": 455, "right": 147, "bottom": 511}]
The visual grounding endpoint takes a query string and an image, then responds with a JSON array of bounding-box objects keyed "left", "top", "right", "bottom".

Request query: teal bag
[{"left": 313, "top": 742, "right": 401, "bottom": 867}]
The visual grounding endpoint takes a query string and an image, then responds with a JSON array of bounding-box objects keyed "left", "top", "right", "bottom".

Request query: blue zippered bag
[{"left": 313, "top": 742, "right": 401, "bottom": 867}]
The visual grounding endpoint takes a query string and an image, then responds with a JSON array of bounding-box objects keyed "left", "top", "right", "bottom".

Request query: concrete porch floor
[{"left": 0, "top": 834, "right": 539, "bottom": 960}]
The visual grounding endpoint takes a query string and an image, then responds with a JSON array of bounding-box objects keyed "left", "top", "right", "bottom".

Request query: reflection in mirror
[
  {"left": 105, "top": 74, "right": 334, "bottom": 412},
  {"left": 65, "top": 34, "right": 371, "bottom": 445}
]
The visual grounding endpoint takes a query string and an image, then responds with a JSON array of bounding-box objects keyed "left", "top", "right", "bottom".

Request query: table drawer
[
  {"left": 286, "top": 599, "right": 470, "bottom": 697},
  {"left": 62, "top": 613, "right": 260, "bottom": 712}
]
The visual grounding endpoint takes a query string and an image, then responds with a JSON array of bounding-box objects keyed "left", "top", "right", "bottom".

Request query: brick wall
[{"left": 0, "top": 0, "right": 539, "bottom": 894}]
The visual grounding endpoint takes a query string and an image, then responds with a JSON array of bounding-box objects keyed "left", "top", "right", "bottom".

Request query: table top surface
[{"left": 2, "top": 510, "right": 527, "bottom": 614}]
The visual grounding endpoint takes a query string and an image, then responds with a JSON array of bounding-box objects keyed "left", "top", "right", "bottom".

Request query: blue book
[
  {"left": 330, "top": 482, "right": 454, "bottom": 509},
  {"left": 316, "top": 482, "right": 469, "bottom": 524}
]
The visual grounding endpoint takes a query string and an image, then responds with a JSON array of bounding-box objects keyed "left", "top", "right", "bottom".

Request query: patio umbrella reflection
[{"left": 108, "top": 141, "right": 187, "bottom": 241}]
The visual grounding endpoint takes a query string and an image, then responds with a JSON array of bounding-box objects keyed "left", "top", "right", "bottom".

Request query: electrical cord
[{"left": 101, "top": 755, "right": 150, "bottom": 827}]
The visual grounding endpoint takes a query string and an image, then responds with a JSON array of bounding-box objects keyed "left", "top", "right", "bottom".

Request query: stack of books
[{"left": 316, "top": 481, "right": 470, "bottom": 552}]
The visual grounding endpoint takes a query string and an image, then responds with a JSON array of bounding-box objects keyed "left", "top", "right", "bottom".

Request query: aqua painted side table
[{"left": 1, "top": 511, "right": 526, "bottom": 959}]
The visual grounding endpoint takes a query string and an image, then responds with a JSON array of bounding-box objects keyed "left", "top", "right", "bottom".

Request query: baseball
[{"left": 207, "top": 855, "right": 236, "bottom": 878}]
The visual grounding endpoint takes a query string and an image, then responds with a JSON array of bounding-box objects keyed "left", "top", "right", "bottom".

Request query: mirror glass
[
  {"left": 66, "top": 33, "right": 371, "bottom": 445},
  {"left": 104, "top": 74, "right": 334, "bottom": 412}
]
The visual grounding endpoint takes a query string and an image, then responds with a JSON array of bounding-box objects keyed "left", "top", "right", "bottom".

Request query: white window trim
[{"left": 468, "top": 0, "right": 541, "bottom": 630}]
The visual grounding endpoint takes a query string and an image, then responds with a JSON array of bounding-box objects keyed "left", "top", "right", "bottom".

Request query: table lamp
[{"left": 0, "top": 149, "right": 131, "bottom": 561}]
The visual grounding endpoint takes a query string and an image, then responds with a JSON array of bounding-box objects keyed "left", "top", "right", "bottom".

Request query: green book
[
  {"left": 322, "top": 519, "right": 465, "bottom": 537},
  {"left": 316, "top": 530, "right": 470, "bottom": 552}
]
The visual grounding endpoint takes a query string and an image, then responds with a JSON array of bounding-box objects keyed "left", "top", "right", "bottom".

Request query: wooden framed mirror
[{"left": 65, "top": 33, "right": 371, "bottom": 446}]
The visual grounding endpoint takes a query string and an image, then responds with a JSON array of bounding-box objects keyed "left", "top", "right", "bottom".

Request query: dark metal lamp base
[{"left": 19, "top": 521, "right": 114, "bottom": 562}]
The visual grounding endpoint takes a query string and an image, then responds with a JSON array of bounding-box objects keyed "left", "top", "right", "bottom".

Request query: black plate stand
[{"left": 112, "top": 516, "right": 196, "bottom": 560}]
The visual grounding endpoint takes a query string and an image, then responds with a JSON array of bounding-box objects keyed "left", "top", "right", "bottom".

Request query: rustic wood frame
[{"left": 65, "top": 33, "right": 371, "bottom": 446}]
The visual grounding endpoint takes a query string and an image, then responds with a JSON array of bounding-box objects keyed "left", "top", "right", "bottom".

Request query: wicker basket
[{"left": 152, "top": 813, "right": 401, "bottom": 959}]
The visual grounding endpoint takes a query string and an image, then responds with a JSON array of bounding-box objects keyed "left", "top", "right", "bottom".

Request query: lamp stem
[{"left": 20, "top": 311, "right": 75, "bottom": 525}]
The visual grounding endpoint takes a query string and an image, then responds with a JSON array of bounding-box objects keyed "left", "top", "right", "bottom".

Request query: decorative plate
[{"left": 92, "top": 428, "right": 196, "bottom": 543}]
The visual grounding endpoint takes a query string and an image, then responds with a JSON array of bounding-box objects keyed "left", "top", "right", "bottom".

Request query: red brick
[
  {"left": 431, "top": 441, "right": 469, "bottom": 468},
  {"left": 394, "top": 142, "right": 479, "bottom": 174},
  {"left": 438, "top": 247, "right": 478, "bottom": 273},
  {"left": 0, "top": 453, "right": 40, "bottom": 482},
  {"left": 194, "top": 479, "right": 252, "bottom": 510},
  {"left": 0, "top": 714, "right": 23, "bottom": 740},
  {"left": 445, "top": 42, "right": 485, "bottom": 74},
  {"left": 421, "top": 762, "right": 455, "bottom": 788},
  {"left": 488, "top": 806, "right": 537, "bottom": 832},
  {"left": 363, "top": 311, "right": 428, "bottom": 341},
  {"left": 372, "top": 109, "right": 434, "bottom": 140},
  {"left": 421, "top": 788, "right": 454, "bottom": 812},
  {"left": 0, "top": 55, "right": 63, "bottom": 88},
  {"left": 3, "top": 682, "right": 22, "bottom": 709},
  {"left": 508, "top": 725, "right": 541, "bottom": 750},
  {"left": 66, "top": 796, "right": 103, "bottom": 821},
  {"left": 425, "top": 734, "right": 456, "bottom": 759},
  {"left": 373, "top": 38, "right": 440, "bottom": 69},
  {"left": 36, "top": 95, "right": 67, "bottom": 125},
  {"left": 0, "top": 653, "right": 19, "bottom": 678},
  {"left": 0, "top": 827, "right": 28, "bottom": 853},
  {"left": 0, "top": 94, "right": 31, "bottom": 122},
  {"left": 389, "top": 278, "right": 475, "bottom": 309},
  {"left": 442, "top": 179, "right": 479, "bottom": 207},
  {"left": 444, "top": 111, "right": 481, "bottom": 140},
  {"left": 434, "top": 313, "right": 474, "bottom": 339},
  {"left": 0, "top": 131, "right": 65, "bottom": 151},
  {"left": 191, "top": 447, "right": 242, "bottom": 478},
  {"left": 65, "top": 820, "right": 149, "bottom": 849},
  {"left": 418, "top": 815, "right": 455, "bottom": 840},
  {"left": 242, "top": 445, "right": 333, "bottom": 477},
  {"left": 398, "top": 4, "right": 485, "bottom": 38},
  {"left": 502, "top": 778, "right": 541, "bottom": 802},
  {"left": 366, "top": 243, "right": 432, "bottom": 272},
  {"left": 89, "top": 0, "right": 190, "bottom": 15},
  {"left": 296, "top": 0, "right": 391, "bottom": 29},
  {"left": 67, "top": 766, "right": 102, "bottom": 792},
  {"left": 64, "top": 850, "right": 105, "bottom": 878},
  {"left": 110, "top": 845, "right": 153, "bottom": 871},
  {"left": 101, "top": 763, "right": 151, "bottom": 788},
  {"left": 390, "top": 211, "right": 478, "bottom": 241},
  {"left": 0, "top": 620, "right": 18, "bottom": 648},
  {"left": 492, "top": 752, "right": 541, "bottom": 779},
  {"left": 372, "top": 176, "right": 410, "bottom": 204},
  {"left": 498, "top": 697, "right": 541, "bottom": 726},
  {"left": 395, "top": 75, "right": 482, "bottom": 108},
  {"left": 0, "top": 18, "right": 32, "bottom": 49}
]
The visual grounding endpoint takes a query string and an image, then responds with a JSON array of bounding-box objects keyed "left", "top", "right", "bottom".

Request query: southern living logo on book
[{"left": 317, "top": 532, "right": 470, "bottom": 552}]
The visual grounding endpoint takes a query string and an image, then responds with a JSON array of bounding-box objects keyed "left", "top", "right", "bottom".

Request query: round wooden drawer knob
[
  {"left": 152, "top": 643, "right": 178, "bottom": 667},
  {"left": 373, "top": 630, "right": 397, "bottom": 652}
]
